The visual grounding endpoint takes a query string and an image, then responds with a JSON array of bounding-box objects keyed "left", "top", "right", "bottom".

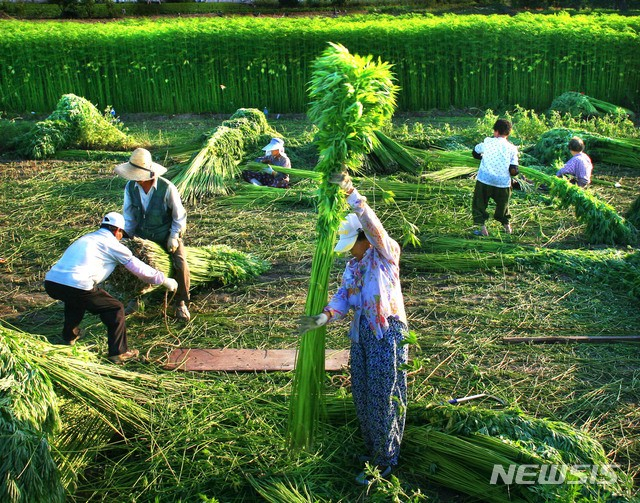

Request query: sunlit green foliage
[{"left": 1, "top": 13, "right": 639, "bottom": 114}]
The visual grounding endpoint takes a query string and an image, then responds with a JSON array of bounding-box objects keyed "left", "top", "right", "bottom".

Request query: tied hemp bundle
[
  {"left": 288, "top": 43, "right": 398, "bottom": 449},
  {"left": 18, "top": 93, "right": 134, "bottom": 160},
  {"left": 108, "top": 237, "right": 269, "bottom": 297},
  {"left": 173, "top": 108, "right": 276, "bottom": 201},
  {"left": 519, "top": 166, "right": 636, "bottom": 246},
  {"left": 1, "top": 323, "right": 168, "bottom": 503}
]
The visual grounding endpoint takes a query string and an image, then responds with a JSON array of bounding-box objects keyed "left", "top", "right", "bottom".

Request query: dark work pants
[
  {"left": 169, "top": 239, "right": 190, "bottom": 305},
  {"left": 44, "top": 280, "right": 128, "bottom": 357},
  {"left": 472, "top": 180, "right": 512, "bottom": 226}
]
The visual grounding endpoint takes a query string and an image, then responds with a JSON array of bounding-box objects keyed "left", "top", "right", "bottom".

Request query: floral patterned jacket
[{"left": 325, "top": 189, "right": 407, "bottom": 342}]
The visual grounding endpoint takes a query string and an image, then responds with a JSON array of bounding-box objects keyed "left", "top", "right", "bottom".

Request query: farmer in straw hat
[
  {"left": 115, "top": 148, "right": 191, "bottom": 322},
  {"left": 44, "top": 212, "right": 178, "bottom": 363},
  {"left": 241, "top": 137, "right": 291, "bottom": 188},
  {"left": 298, "top": 173, "right": 408, "bottom": 486}
]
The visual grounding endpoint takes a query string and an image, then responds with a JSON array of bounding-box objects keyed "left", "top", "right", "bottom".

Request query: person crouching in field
[
  {"left": 298, "top": 173, "right": 409, "bottom": 486},
  {"left": 556, "top": 136, "right": 593, "bottom": 188},
  {"left": 44, "top": 212, "right": 177, "bottom": 364},
  {"left": 241, "top": 138, "right": 291, "bottom": 188},
  {"left": 115, "top": 148, "right": 192, "bottom": 322},
  {"left": 471, "top": 119, "right": 519, "bottom": 236}
]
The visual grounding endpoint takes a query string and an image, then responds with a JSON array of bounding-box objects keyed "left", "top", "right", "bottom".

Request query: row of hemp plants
[{"left": 1, "top": 13, "right": 638, "bottom": 114}]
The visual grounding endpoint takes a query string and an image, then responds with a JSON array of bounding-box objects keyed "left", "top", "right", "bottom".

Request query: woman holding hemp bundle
[{"left": 299, "top": 172, "right": 408, "bottom": 486}]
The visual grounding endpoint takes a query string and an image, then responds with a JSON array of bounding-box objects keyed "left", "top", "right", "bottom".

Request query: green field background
[{"left": 1, "top": 12, "right": 639, "bottom": 114}]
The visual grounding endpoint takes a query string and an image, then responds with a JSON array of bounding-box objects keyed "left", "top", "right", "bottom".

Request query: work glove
[
  {"left": 262, "top": 165, "right": 275, "bottom": 175},
  {"left": 162, "top": 277, "right": 178, "bottom": 292},
  {"left": 329, "top": 172, "right": 353, "bottom": 193},
  {"left": 167, "top": 233, "right": 180, "bottom": 253},
  {"left": 298, "top": 313, "right": 329, "bottom": 335}
]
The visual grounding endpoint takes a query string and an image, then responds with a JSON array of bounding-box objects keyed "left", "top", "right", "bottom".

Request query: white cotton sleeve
[{"left": 124, "top": 256, "right": 165, "bottom": 285}]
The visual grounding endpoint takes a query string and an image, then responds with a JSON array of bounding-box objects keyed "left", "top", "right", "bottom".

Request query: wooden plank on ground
[
  {"left": 502, "top": 335, "right": 640, "bottom": 344},
  {"left": 164, "top": 348, "right": 350, "bottom": 372}
]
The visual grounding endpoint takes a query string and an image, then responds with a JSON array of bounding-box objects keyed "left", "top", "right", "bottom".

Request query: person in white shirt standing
[
  {"left": 44, "top": 212, "right": 178, "bottom": 363},
  {"left": 471, "top": 119, "right": 519, "bottom": 236},
  {"left": 116, "top": 148, "right": 191, "bottom": 322}
]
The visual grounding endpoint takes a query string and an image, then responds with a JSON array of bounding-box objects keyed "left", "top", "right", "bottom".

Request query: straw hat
[
  {"left": 334, "top": 213, "right": 362, "bottom": 253},
  {"left": 115, "top": 148, "right": 167, "bottom": 181},
  {"left": 262, "top": 138, "right": 285, "bottom": 153},
  {"left": 101, "top": 211, "right": 130, "bottom": 238}
]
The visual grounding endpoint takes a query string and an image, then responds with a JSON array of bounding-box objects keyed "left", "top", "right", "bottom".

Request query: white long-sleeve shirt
[{"left": 45, "top": 228, "right": 165, "bottom": 291}]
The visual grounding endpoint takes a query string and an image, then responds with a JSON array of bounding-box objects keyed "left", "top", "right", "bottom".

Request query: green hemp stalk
[{"left": 288, "top": 43, "right": 398, "bottom": 449}]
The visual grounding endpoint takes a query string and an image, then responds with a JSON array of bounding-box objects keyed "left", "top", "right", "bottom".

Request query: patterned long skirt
[{"left": 350, "top": 317, "right": 408, "bottom": 467}]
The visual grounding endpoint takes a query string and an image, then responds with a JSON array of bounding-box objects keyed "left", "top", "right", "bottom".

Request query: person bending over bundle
[
  {"left": 556, "top": 136, "right": 593, "bottom": 188},
  {"left": 44, "top": 212, "right": 177, "bottom": 364},
  {"left": 115, "top": 148, "right": 191, "bottom": 322},
  {"left": 241, "top": 138, "right": 291, "bottom": 188},
  {"left": 299, "top": 173, "right": 409, "bottom": 486}
]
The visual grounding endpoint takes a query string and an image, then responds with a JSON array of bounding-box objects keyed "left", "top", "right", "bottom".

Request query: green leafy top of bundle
[
  {"left": 532, "top": 127, "right": 640, "bottom": 169},
  {"left": 1, "top": 325, "right": 65, "bottom": 503},
  {"left": 548, "top": 91, "right": 635, "bottom": 119},
  {"left": 1, "top": 326, "right": 60, "bottom": 435},
  {"left": 406, "top": 403, "right": 634, "bottom": 497},
  {"left": 308, "top": 42, "right": 399, "bottom": 175},
  {"left": 19, "top": 94, "right": 133, "bottom": 159},
  {"left": 229, "top": 108, "right": 272, "bottom": 136}
]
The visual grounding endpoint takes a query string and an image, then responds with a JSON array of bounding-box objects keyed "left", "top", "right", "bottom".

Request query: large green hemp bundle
[
  {"left": 548, "top": 91, "right": 634, "bottom": 119},
  {"left": 519, "top": 166, "right": 635, "bottom": 245},
  {"left": 322, "top": 397, "right": 633, "bottom": 501},
  {"left": 108, "top": 237, "right": 270, "bottom": 296},
  {"left": 532, "top": 127, "right": 640, "bottom": 169},
  {"left": 18, "top": 94, "right": 133, "bottom": 159},
  {"left": 288, "top": 43, "right": 398, "bottom": 449},
  {"left": 173, "top": 108, "right": 275, "bottom": 201},
  {"left": 1, "top": 324, "right": 165, "bottom": 502},
  {"left": 402, "top": 403, "right": 634, "bottom": 502}
]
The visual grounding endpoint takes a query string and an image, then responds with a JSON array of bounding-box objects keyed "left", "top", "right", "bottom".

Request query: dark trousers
[
  {"left": 44, "top": 280, "right": 128, "bottom": 357},
  {"left": 169, "top": 239, "right": 190, "bottom": 304},
  {"left": 472, "top": 180, "right": 512, "bottom": 226}
]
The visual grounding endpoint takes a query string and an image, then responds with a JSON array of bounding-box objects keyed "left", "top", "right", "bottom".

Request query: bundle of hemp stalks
[
  {"left": 322, "top": 398, "right": 634, "bottom": 502},
  {"left": 519, "top": 166, "right": 636, "bottom": 245},
  {"left": 548, "top": 91, "right": 635, "bottom": 119},
  {"left": 1, "top": 323, "right": 170, "bottom": 503},
  {"left": 173, "top": 108, "right": 276, "bottom": 201},
  {"left": 108, "top": 237, "right": 270, "bottom": 296},
  {"left": 288, "top": 42, "right": 399, "bottom": 450}
]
